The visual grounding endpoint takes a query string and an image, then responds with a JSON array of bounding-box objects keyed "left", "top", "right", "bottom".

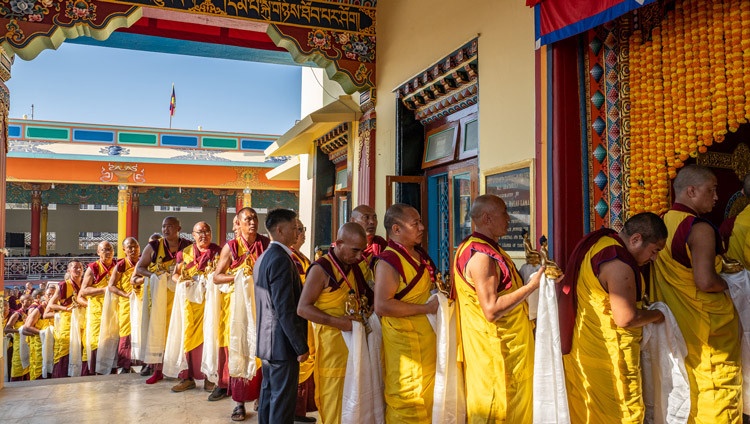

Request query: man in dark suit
[{"left": 254, "top": 208, "right": 309, "bottom": 424}]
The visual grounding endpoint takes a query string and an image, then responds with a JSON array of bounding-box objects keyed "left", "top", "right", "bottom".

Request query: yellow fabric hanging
[
  {"left": 653, "top": 208, "right": 742, "bottom": 423},
  {"left": 11, "top": 318, "right": 29, "bottom": 379},
  {"left": 294, "top": 250, "right": 316, "bottom": 385},
  {"left": 727, "top": 205, "right": 750, "bottom": 269},
  {"left": 28, "top": 309, "right": 50, "bottom": 380},
  {"left": 454, "top": 234, "right": 534, "bottom": 424},
  {"left": 563, "top": 236, "right": 644, "bottom": 424},
  {"left": 115, "top": 260, "right": 139, "bottom": 338},
  {"left": 377, "top": 246, "right": 436, "bottom": 424}
]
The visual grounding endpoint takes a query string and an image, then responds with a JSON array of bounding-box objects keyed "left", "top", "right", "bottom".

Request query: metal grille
[
  {"left": 24, "top": 232, "right": 56, "bottom": 250},
  {"left": 5, "top": 256, "right": 96, "bottom": 281},
  {"left": 78, "top": 232, "right": 118, "bottom": 250},
  {"left": 436, "top": 175, "right": 450, "bottom": 274}
]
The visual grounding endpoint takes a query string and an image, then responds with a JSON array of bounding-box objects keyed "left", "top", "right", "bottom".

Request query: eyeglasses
[{"left": 193, "top": 231, "right": 211, "bottom": 236}]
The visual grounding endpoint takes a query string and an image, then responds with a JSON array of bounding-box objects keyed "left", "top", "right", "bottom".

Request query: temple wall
[{"left": 374, "top": 0, "right": 536, "bottom": 219}]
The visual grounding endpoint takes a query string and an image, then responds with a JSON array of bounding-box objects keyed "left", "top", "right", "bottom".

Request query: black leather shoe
[
  {"left": 139, "top": 366, "right": 153, "bottom": 377},
  {"left": 294, "top": 417, "right": 317, "bottom": 423},
  {"left": 208, "top": 387, "right": 228, "bottom": 402}
]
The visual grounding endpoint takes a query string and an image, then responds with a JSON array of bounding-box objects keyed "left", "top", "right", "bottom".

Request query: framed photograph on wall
[
  {"left": 481, "top": 159, "right": 535, "bottom": 259},
  {"left": 422, "top": 123, "right": 458, "bottom": 168}
]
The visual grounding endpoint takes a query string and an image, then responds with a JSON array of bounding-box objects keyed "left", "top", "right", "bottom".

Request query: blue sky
[{"left": 6, "top": 43, "right": 302, "bottom": 135}]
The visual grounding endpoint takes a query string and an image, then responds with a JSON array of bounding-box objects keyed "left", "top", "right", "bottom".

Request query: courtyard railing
[{"left": 4, "top": 256, "right": 99, "bottom": 281}]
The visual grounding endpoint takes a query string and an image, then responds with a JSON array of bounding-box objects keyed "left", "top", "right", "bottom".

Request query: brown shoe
[
  {"left": 204, "top": 380, "right": 216, "bottom": 392},
  {"left": 171, "top": 378, "right": 196, "bottom": 392}
]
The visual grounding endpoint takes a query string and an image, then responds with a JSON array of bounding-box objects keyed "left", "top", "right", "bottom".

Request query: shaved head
[
  {"left": 337, "top": 222, "right": 367, "bottom": 244},
  {"left": 98, "top": 240, "right": 112, "bottom": 250},
  {"left": 351, "top": 204, "right": 378, "bottom": 236},
  {"left": 352, "top": 204, "right": 375, "bottom": 218},
  {"left": 622, "top": 212, "right": 668, "bottom": 244},
  {"left": 470, "top": 194, "right": 507, "bottom": 221},
  {"left": 673, "top": 164, "right": 715, "bottom": 195},
  {"left": 163, "top": 216, "right": 180, "bottom": 226},
  {"left": 744, "top": 173, "right": 750, "bottom": 196},
  {"left": 193, "top": 221, "right": 211, "bottom": 232},
  {"left": 383, "top": 203, "right": 413, "bottom": 236},
  {"left": 123, "top": 237, "right": 138, "bottom": 247}
]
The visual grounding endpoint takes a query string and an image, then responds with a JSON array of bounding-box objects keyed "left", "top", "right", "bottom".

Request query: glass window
[
  {"left": 452, "top": 173, "right": 472, "bottom": 247},
  {"left": 463, "top": 119, "right": 479, "bottom": 152},
  {"left": 425, "top": 127, "right": 456, "bottom": 162},
  {"left": 338, "top": 196, "right": 349, "bottom": 228},
  {"left": 335, "top": 169, "right": 348, "bottom": 190}
]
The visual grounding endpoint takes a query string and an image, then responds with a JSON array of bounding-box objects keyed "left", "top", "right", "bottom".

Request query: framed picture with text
[{"left": 481, "top": 159, "right": 535, "bottom": 259}]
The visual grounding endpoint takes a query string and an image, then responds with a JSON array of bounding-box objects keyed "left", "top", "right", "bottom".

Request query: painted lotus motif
[{"left": 9, "top": 0, "right": 35, "bottom": 15}]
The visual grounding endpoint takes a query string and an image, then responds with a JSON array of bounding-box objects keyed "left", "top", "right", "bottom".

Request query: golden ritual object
[
  {"left": 539, "top": 235, "right": 564, "bottom": 279},
  {"left": 435, "top": 272, "right": 453, "bottom": 301},
  {"left": 344, "top": 290, "right": 358, "bottom": 317},
  {"left": 721, "top": 255, "right": 744, "bottom": 274},
  {"left": 522, "top": 229, "right": 542, "bottom": 266},
  {"left": 315, "top": 247, "right": 325, "bottom": 261}
]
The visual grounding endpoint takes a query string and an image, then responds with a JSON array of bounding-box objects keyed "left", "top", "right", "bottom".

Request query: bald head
[
  {"left": 193, "top": 221, "right": 211, "bottom": 232},
  {"left": 673, "top": 165, "right": 715, "bottom": 195},
  {"left": 743, "top": 173, "right": 750, "bottom": 196},
  {"left": 351, "top": 204, "right": 378, "bottom": 236},
  {"left": 123, "top": 237, "right": 138, "bottom": 247},
  {"left": 163, "top": 216, "right": 180, "bottom": 226},
  {"left": 470, "top": 194, "right": 507, "bottom": 221},
  {"left": 192, "top": 221, "right": 212, "bottom": 247},
  {"left": 333, "top": 223, "right": 367, "bottom": 265}
]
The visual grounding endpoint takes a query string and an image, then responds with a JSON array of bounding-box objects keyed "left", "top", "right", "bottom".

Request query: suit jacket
[{"left": 254, "top": 242, "right": 308, "bottom": 361}]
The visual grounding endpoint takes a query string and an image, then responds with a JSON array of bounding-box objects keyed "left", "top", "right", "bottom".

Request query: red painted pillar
[
  {"left": 358, "top": 89, "right": 376, "bottom": 207},
  {"left": 235, "top": 191, "right": 242, "bottom": 213},
  {"left": 219, "top": 194, "right": 228, "bottom": 245},
  {"left": 128, "top": 191, "right": 140, "bottom": 239},
  {"left": 30, "top": 185, "right": 42, "bottom": 257}
]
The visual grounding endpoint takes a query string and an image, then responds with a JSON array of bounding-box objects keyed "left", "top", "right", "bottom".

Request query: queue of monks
[{"left": 3, "top": 163, "right": 750, "bottom": 424}]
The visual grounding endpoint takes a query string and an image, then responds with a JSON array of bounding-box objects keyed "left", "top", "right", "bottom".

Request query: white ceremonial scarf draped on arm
[
  {"left": 129, "top": 290, "right": 142, "bottom": 361},
  {"left": 228, "top": 271, "right": 258, "bottom": 379},
  {"left": 341, "top": 320, "right": 381, "bottom": 424},
  {"left": 68, "top": 307, "right": 83, "bottom": 376},
  {"left": 640, "top": 301, "right": 690, "bottom": 424},
  {"left": 520, "top": 263, "right": 542, "bottom": 320},
  {"left": 19, "top": 326, "right": 30, "bottom": 370},
  {"left": 143, "top": 272, "right": 168, "bottom": 364},
  {"left": 367, "top": 313, "right": 386, "bottom": 424},
  {"left": 532, "top": 272, "right": 570, "bottom": 424},
  {"left": 2, "top": 334, "right": 8, "bottom": 382},
  {"left": 137, "top": 275, "right": 151, "bottom": 362},
  {"left": 723, "top": 269, "right": 750, "bottom": 413},
  {"left": 426, "top": 292, "right": 466, "bottom": 424},
  {"left": 40, "top": 325, "right": 55, "bottom": 378},
  {"left": 201, "top": 273, "right": 221, "bottom": 382},
  {"left": 96, "top": 290, "right": 120, "bottom": 375},
  {"left": 163, "top": 281, "right": 188, "bottom": 377}
]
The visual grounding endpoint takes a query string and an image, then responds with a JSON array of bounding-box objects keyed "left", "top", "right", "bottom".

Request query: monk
[
  {"left": 170, "top": 221, "right": 221, "bottom": 393},
  {"left": 561, "top": 212, "right": 667, "bottom": 423},
  {"left": 134, "top": 216, "right": 191, "bottom": 383},
  {"left": 351, "top": 204, "right": 388, "bottom": 265},
  {"left": 290, "top": 218, "right": 317, "bottom": 422},
  {"left": 723, "top": 173, "right": 750, "bottom": 268},
  {"left": 23, "top": 282, "right": 33, "bottom": 296},
  {"left": 298, "top": 223, "right": 371, "bottom": 424},
  {"left": 45, "top": 261, "right": 84, "bottom": 378},
  {"left": 107, "top": 238, "right": 144, "bottom": 373},
  {"left": 23, "top": 288, "right": 53, "bottom": 379},
  {"left": 212, "top": 207, "right": 269, "bottom": 420},
  {"left": 653, "top": 164, "right": 742, "bottom": 423},
  {"left": 78, "top": 241, "right": 116, "bottom": 375},
  {"left": 373, "top": 203, "right": 439, "bottom": 423},
  {"left": 452, "top": 195, "right": 542, "bottom": 423},
  {"left": 4, "top": 294, "right": 31, "bottom": 381}
]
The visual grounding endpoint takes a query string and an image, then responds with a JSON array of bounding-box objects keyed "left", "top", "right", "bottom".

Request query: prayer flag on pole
[{"left": 169, "top": 84, "right": 176, "bottom": 117}]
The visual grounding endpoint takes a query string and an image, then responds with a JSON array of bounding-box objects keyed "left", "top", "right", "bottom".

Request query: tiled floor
[{"left": 0, "top": 374, "right": 319, "bottom": 423}]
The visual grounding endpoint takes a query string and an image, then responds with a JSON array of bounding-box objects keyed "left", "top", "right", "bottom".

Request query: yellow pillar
[
  {"left": 40, "top": 205, "right": 48, "bottom": 256},
  {"left": 117, "top": 185, "right": 130, "bottom": 258},
  {"left": 243, "top": 188, "right": 252, "bottom": 208}
]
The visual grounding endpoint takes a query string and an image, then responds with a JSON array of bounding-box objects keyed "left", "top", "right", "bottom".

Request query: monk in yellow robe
[
  {"left": 291, "top": 218, "right": 318, "bottom": 422},
  {"left": 106, "top": 238, "right": 144, "bottom": 373},
  {"left": 298, "top": 223, "right": 371, "bottom": 424},
  {"left": 171, "top": 221, "right": 221, "bottom": 392},
  {"left": 452, "top": 195, "right": 541, "bottom": 423},
  {"left": 560, "top": 213, "right": 667, "bottom": 424},
  {"left": 23, "top": 289, "right": 54, "bottom": 380},
  {"left": 45, "top": 260, "right": 84, "bottom": 378},
  {"left": 373, "top": 203, "right": 439, "bottom": 424},
  {"left": 213, "top": 207, "right": 270, "bottom": 421},
  {"left": 4, "top": 294, "right": 32, "bottom": 381},
  {"left": 653, "top": 164, "right": 742, "bottom": 423},
  {"left": 351, "top": 204, "right": 388, "bottom": 283},
  {"left": 722, "top": 173, "right": 750, "bottom": 269},
  {"left": 78, "top": 241, "right": 116, "bottom": 375},
  {"left": 134, "top": 216, "right": 191, "bottom": 384}
]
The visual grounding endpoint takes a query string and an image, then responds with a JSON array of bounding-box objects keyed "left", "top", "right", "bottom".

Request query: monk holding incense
[
  {"left": 78, "top": 241, "right": 116, "bottom": 375},
  {"left": 46, "top": 260, "right": 84, "bottom": 378},
  {"left": 107, "top": 238, "right": 144, "bottom": 373},
  {"left": 290, "top": 218, "right": 317, "bottom": 423},
  {"left": 373, "top": 203, "right": 438, "bottom": 423},
  {"left": 134, "top": 216, "right": 191, "bottom": 383},
  {"left": 452, "top": 195, "right": 541, "bottom": 423},
  {"left": 561, "top": 212, "right": 667, "bottom": 423},
  {"left": 298, "top": 223, "right": 371, "bottom": 423},
  {"left": 171, "top": 221, "right": 221, "bottom": 393},
  {"left": 723, "top": 173, "right": 750, "bottom": 268},
  {"left": 653, "top": 164, "right": 742, "bottom": 423},
  {"left": 212, "top": 207, "right": 269, "bottom": 421}
]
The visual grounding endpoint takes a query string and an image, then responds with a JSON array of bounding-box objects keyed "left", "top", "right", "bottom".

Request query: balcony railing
[{"left": 4, "top": 256, "right": 100, "bottom": 281}]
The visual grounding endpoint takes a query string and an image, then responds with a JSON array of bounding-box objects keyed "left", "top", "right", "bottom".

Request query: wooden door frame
[{"left": 385, "top": 175, "right": 428, "bottom": 246}]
